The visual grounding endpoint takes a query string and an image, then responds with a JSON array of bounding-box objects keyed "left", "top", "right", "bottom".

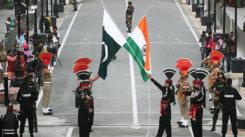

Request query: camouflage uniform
[
  {"left": 73, "top": 0, "right": 77, "bottom": 11},
  {"left": 126, "top": 6, "right": 134, "bottom": 32},
  {"left": 31, "top": 81, "right": 40, "bottom": 131},
  {"left": 210, "top": 79, "right": 225, "bottom": 131}
]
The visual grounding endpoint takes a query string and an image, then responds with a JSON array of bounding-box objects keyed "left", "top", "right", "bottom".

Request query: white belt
[{"left": 44, "top": 82, "right": 52, "bottom": 84}]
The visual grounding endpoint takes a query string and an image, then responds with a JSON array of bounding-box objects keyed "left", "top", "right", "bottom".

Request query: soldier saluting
[
  {"left": 147, "top": 68, "right": 176, "bottom": 137},
  {"left": 126, "top": 1, "right": 134, "bottom": 33}
]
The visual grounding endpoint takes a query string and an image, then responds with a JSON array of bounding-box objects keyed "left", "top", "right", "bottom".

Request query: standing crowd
[{"left": 0, "top": 25, "right": 61, "bottom": 137}]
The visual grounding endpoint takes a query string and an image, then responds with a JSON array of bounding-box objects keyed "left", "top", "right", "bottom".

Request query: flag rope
[{"left": 146, "top": 80, "right": 153, "bottom": 137}]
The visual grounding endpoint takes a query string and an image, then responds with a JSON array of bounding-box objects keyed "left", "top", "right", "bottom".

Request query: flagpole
[{"left": 99, "top": 0, "right": 148, "bottom": 75}]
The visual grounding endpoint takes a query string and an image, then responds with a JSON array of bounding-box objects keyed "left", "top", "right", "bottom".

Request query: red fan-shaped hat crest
[
  {"left": 176, "top": 58, "right": 192, "bottom": 64},
  {"left": 176, "top": 61, "right": 193, "bottom": 75},
  {"left": 38, "top": 53, "right": 53, "bottom": 65},
  {"left": 75, "top": 58, "right": 92, "bottom": 65},
  {"left": 73, "top": 63, "right": 89, "bottom": 73},
  {"left": 210, "top": 51, "right": 224, "bottom": 65}
]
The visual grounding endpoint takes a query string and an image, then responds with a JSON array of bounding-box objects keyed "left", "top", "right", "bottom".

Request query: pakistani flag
[
  {"left": 98, "top": 10, "right": 127, "bottom": 80},
  {"left": 124, "top": 16, "right": 151, "bottom": 82}
]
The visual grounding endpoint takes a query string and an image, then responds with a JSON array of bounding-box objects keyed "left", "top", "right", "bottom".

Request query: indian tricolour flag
[
  {"left": 124, "top": 16, "right": 151, "bottom": 82},
  {"left": 98, "top": 9, "right": 127, "bottom": 80}
]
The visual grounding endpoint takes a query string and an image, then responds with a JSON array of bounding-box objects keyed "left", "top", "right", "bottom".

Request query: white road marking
[
  {"left": 126, "top": 0, "right": 138, "bottom": 125},
  {"left": 65, "top": 42, "right": 198, "bottom": 45},
  {"left": 65, "top": 5, "right": 71, "bottom": 15},
  {"left": 97, "top": 97, "right": 108, "bottom": 99},
  {"left": 66, "top": 127, "right": 73, "bottom": 137},
  {"left": 174, "top": 0, "right": 200, "bottom": 46},
  {"left": 36, "top": 89, "right": 43, "bottom": 108},
  {"left": 129, "top": 53, "right": 139, "bottom": 125},
  {"left": 237, "top": 107, "right": 242, "bottom": 116},
  {"left": 51, "top": 112, "right": 220, "bottom": 114},
  {"left": 188, "top": 126, "right": 194, "bottom": 137},
  {"left": 36, "top": 3, "right": 82, "bottom": 108},
  {"left": 58, "top": 3, "right": 82, "bottom": 57}
]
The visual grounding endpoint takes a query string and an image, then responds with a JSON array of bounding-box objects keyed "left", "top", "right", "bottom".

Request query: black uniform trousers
[
  {"left": 156, "top": 104, "right": 171, "bottom": 137},
  {"left": 222, "top": 106, "right": 237, "bottom": 135},
  {"left": 20, "top": 108, "right": 33, "bottom": 134},
  {"left": 191, "top": 107, "right": 203, "bottom": 137},
  {"left": 79, "top": 125, "right": 91, "bottom": 137},
  {"left": 213, "top": 107, "right": 222, "bottom": 123},
  {"left": 156, "top": 120, "right": 171, "bottom": 137}
]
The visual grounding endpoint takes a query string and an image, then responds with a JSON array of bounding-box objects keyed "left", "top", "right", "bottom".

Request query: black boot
[
  {"left": 20, "top": 134, "right": 23, "bottom": 137},
  {"left": 30, "top": 133, "right": 34, "bottom": 137},
  {"left": 222, "top": 134, "right": 225, "bottom": 137},
  {"left": 234, "top": 135, "right": 237, "bottom": 137},
  {"left": 34, "top": 124, "right": 38, "bottom": 132},
  {"left": 210, "top": 122, "right": 216, "bottom": 131}
]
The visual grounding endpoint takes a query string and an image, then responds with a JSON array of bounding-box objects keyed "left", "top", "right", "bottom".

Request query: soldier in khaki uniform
[
  {"left": 201, "top": 55, "right": 214, "bottom": 106},
  {"left": 175, "top": 58, "right": 193, "bottom": 128},
  {"left": 38, "top": 53, "right": 54, "bottom": 115},
  {"left": 126, "top": 2, "right": 134, "bottom": 33},
  {"left": 0, "top": 42, "right": 6, "bottom": 90}
]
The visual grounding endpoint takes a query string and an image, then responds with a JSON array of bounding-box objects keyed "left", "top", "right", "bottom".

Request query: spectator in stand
[
  {"left": 20, "top": 51, "right": 26, "bottom": 78},
  {"left": 52, "top": 26, "right": 60, "bottom": 60},
  {"left": 205, "top": 32, "right": 213, "bottom": 67},
  {"left": 7, "top": 50, "right": 17, "bottom": 85},
  {"left": 224, "top": 32, "right": 236, "bottom": 72},
  {"left": 199, "top": 31, "right": 206, "bottom": 67},
  {"left": 22, "top": 35, "right": 27, "bottom": 46},
  {"left": 10, "top": 17, "right": 16, "bottom": 27},
  {"left": 6, "top": 17, "right": 11, "bottom": 31},
  {"left": 22, "top": 43, "right": 31, "bottom": 70},
  {"left": 47, "top": 32, "right": 55, "bottom": 67},
  {"left": 15, "top": 28, "right": 26, "bottom": 50},
  {"left": 213, "top": 34, "right": 224, "bottom": 70}
]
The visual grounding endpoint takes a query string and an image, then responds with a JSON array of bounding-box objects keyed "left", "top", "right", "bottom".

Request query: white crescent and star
[{"left": 101, "top": 42, "right": 108, "bottom": 63}]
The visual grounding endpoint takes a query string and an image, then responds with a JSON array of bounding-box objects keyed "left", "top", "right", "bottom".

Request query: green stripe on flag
[{"left": 124, "top": 37, "right": 149, "bottom": 82}]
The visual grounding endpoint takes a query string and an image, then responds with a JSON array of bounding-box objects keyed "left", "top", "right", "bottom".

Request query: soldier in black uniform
[
  {"left": 87, "top": 87, "right": 94, "bottom": 132},
  {"left": 27, "top": 73, "right": 40, "bottom": 132},
  {"left": 188, "top": 69, "right": 208, "bottom": 137},
  {"left": 0, "top": 103, "right": 26, "bottom": 137},
  {"left": 126, "top": 1, "right": 134, "bottom": 33},
  {"left": 219, "top": 78, "right": 242, "bottom": 137},
  {"left": 75, "top": 70, "right": 93, "bottom": 137},
  {"left": 210, "top": 71, "right": 226, "bottom": 131},
  {"left": 16, "top": 75, "right": 38, "bottom": 137},
  {"left": 147, "top": 68, "right": 176, "bottom": 137}
]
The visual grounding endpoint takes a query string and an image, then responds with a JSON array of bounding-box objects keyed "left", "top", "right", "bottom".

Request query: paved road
[{"left": 30, "top": 0, "right": 244, "bottom": 137}]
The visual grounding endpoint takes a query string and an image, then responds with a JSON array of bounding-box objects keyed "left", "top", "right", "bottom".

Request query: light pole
[
  {"left": 13, "top": 0, "right": 23, "bottom": 87},
  {"left": 206, "top": 0, "right": 212, "bottom": 33},
  {"left": 40, "top": 0, "right": 44, "bottom": 33},
  {"left": 44, "top": 0, "right": 51, "bottom": 33},
  {"left": 214, "top": 0, "right": 217, "bottom": 32},
  {"left": 26, "top": 0, "right": 29, "bottom": 44},
  {"left": 54, "top": 0, "right": 59, "bottom": 18},
  {"left": 32, "top": 0, "right": 40, "bottom": 55},
  {"left": 234, "top": 0, "right": 237, "bottom": 56}
]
